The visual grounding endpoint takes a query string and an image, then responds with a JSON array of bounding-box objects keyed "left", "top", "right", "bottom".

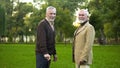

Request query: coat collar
[{"left": 74, "top": 22, "right": 89, "bottom": 36}]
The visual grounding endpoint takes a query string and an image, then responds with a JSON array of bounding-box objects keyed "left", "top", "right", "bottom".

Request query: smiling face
[
  {"left": 46, "top": 7, "right": 56, "bottom": 22},
  {"left": 78, "top": 10, "right": 88, "bottom": 23}
]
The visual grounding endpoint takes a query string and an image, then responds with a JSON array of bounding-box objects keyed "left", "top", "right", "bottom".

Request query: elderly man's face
[
  {"left": 46, "top": 9, "right": 56, "bottom": 22},
  {"left": 78, "top": 10, "right": 88, "bottom": 23}
]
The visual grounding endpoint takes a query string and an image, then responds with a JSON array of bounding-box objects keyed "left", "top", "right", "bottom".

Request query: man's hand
[
  {"left": 53, "top": 55, "right": 57, "bottom": 62},
  {"left": 44, "top": 54, "right": 51, "bottom": 61},
  {"left": 79, "top": 60, "right": 86, "bottom": 65}
]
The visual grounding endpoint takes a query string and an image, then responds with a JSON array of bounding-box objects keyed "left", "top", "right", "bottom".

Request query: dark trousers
[{"left": 36, "top": 53, "right": 51, "bottom": 68}]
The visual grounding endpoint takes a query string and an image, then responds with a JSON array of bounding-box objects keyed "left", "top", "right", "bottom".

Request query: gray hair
[
  {"left": 46, "top": 6, "right": 56, "bottom": 13},
  {"left": 79, "top": 9, "right": 90, "bottom": 17}
]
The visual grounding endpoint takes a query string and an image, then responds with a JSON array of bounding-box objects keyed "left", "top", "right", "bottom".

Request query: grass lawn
[{"left": 0, "top": 44, "right": 120, "bottom": 68}]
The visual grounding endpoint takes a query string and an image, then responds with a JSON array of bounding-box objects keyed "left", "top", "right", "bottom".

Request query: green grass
[{"left": 0, "top": 44, "right": 120, "bottom": 68}]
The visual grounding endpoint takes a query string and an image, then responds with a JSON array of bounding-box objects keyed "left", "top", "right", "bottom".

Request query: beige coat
[{"left": 73, "top": 22, "right": 95, "bottom": 65}]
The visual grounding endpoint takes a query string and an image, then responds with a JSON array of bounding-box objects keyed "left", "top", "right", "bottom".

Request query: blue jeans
[{"left": 36, "top": 53, "right": 51, "bottom": 68}]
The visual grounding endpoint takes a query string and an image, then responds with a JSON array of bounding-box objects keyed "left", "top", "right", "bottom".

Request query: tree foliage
[
  {"left": 0, "top": 5, "right": 5, "bottom": 36},
  {"left": 1, "top": 0, "right": 120, "bottom": 44},
  {"left": 89, "top": 0, "right": 120, "bottom": 44}
]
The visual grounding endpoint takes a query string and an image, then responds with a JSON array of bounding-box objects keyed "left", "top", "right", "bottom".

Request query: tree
[
  {"left": 0, "top": 5, "right": 5, "bottom": 42},
  {"left": 0, "top": 0, "right": 13, "bottom": 42},
  {"left": 13, "top": 2, "right": 33, "bottom": 42},
  {"left": 88, "top": 0, "right": 120, "bottom": 44},
  {"left": 4, "top": 1, "right": 33, "bottom": 42}
]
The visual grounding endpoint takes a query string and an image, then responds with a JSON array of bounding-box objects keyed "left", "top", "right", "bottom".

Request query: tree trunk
[
  {"left": 59, "top": 31, "right": 64, "bottom": 42},
  {"left": 0, "top": 36, "right": 1, "bottom": 42},
  {"left": 115, "top": 31, "right": 118, "bottom": 43},
  {"left": 98, "top": 29, "right": 106, "bottom": 45}
]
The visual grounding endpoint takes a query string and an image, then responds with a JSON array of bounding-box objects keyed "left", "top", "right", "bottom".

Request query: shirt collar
[{"left": 45, "top": 17, "right": 54, "bottom": 25}]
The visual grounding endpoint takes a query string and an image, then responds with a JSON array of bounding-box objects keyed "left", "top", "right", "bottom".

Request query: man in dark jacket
[{"left": 36, "top": 6, "right": 57, "bottom": 68}]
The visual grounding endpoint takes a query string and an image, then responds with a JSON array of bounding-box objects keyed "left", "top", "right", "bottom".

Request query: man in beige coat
[{"left": 73, "top": 9, "right": 95, "bottom": 68}]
